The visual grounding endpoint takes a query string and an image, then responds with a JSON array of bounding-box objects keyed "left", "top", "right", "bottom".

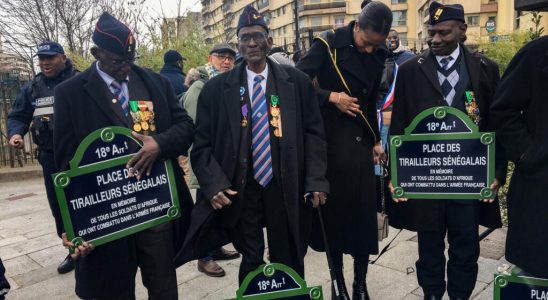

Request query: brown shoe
[
  {"left": 197, "top": 259, "right": 226, "bottom": 277},
  {"left": 210, "top": 247, "right": 240, "bottom": 261}
]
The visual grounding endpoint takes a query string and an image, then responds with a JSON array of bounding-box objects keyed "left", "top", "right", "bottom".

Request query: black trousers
[
  {"left": 39, "top": 150, "right": 64, "bottom": 237},
  {"left": 0, "top": 257, "right": 9, "bottom": 300},
  {"left": 416, "top": 201, "right": 480, "bottom": 299},
  {"left": 77, "top": 223, "right": 177, "bottom": 300},
  {"left": 229, "top": 179, "right": 302, "bottom": 284}
]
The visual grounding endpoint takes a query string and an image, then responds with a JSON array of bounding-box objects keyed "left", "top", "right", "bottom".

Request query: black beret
[
  {"left": 237, "top": 5, "right": 268, "bottom": 35},
  {"left": 93, "top": 12, "right": 136, "bottom": 56},
  {"left": 429, "top": 2, "right": 465, "bottom": 25}
]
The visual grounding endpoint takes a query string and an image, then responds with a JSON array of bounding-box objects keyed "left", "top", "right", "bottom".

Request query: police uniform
[{"left": 7, "top": 42, "right": 77, "bottom": 237}]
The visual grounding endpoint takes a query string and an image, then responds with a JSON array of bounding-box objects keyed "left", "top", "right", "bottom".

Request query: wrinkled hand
[
  {"left": 330, "top": 92, "right": 361, "bottom": 117},
  {"left": 389, "top": 181, "right": 408, "bottom": 202},
  {"left": 211, "top": 189, "right": 237, "bottom": 210},
  {"left": 306, "top": 192, "right": 327, "bottom": 208},
  {"left": 62, "top": 232, "right": 94, "bottom": 259},
  {"left": 480, "top": 178, "right": 500, "bottom": 203},
  {"left": 9, "top": 134, "right": 24, "bottom": 149},
  {"left": 126, "top": 131, "right": 161, "bottom": 180},
  {"left": 373, "top": 143, "right": 386, "bottom": 165}
]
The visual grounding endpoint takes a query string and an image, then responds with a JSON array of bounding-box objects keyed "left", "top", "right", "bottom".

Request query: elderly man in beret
[
  {"left": 53, "top": 12, "right": 194, "bottom": 299},
  {"left": 389, "top": 2, "right": 505, "bottom": 300},
  {"left": 190, "top": 5, "right": 328, "bottom": 284}
]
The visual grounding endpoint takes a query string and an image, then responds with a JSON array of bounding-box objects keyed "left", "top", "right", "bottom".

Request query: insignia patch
[{"left": 434, "top": 8, "right": 443, "bottom": 20}]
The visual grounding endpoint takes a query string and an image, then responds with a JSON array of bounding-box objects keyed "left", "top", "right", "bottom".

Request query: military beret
[
  {"left": 429, "top": 2, "right": 465, "bottom": 25},
  {"left": 93, "top": 12, "right": 136, "bottom": 56},
  {"left": 237, "top": 5, "right": 268, "bottom": 35}
]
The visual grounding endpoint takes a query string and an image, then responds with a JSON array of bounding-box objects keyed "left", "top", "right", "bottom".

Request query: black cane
[
  {"left": 479, "top": 228, "right": 495, "bottom": 241},
  {"left": 317, "top": 204, "right": 345, "bottom": 299}
]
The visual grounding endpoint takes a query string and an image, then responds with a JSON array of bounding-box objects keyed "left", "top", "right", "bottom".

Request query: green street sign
[
  {"left": 494, "top": 265, "right": 548, "bottom": 299},
  {"left": 233, "top": 263, "right": 323, "bottom": 299},
  {"left": 390, "top": 106, "right": 495, "bottom": 199},
  {"left": 52, "top": 126, "right": 180, "bottom": 248}
]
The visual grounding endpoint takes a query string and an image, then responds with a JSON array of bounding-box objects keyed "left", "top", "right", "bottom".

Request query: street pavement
[{"left": 0, "top": 172, "right": 509, "bottom": 299}]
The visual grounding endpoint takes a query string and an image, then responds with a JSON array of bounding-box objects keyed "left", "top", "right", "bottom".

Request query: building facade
[{"left": 200, "top": 0, "right": 548, "bottom": 53}]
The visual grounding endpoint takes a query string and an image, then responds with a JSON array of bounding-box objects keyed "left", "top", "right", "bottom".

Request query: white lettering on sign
[{"left": 532, "top": 289, "right": 548, "bottom": 300}]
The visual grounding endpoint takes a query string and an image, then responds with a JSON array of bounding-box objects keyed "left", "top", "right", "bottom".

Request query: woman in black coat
[{"left": 296, "top": 2, "right": 392, "bottom": 299}]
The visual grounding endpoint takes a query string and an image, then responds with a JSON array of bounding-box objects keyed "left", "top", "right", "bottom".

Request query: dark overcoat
[
  {"left": 53, "top": 62, "right": 195, "bottom": 297},
  {"left": 296, "top": 21, "right": 386, "bottom": 255},
  {"left": 185, "top": 59, "right": 329, "bottom": 263},
  {"left": 490, "top": 36, "right": 548, "bottom": 278},
  {"left": 388, "top": 45, "right": 505, "bottom": 232}
]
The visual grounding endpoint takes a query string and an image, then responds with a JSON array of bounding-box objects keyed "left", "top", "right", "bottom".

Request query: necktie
[
  {"left": 110, "top": 80, "right": 128, "bottom": 117},
  {"left": 251, "top": 75, "right": 273, "bottom": 187},
  {"left": 440, "top": 56, "right": 453, "bottom": 70}
]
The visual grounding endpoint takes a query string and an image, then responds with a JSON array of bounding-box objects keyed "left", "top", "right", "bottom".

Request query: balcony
[
  {"left": 480, "top": 3, "right": 498, "bottom": 13},
  {"left": 299, "top": 24, "right": 333, "bottom": 33},
  {"left": 298, "top": 1, "right": 346, "bottom": 16},
  {"left": 258, "top": 0, "right": 269, "bottom": 11}
]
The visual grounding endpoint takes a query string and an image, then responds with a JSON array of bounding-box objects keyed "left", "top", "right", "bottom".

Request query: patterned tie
[
  {"left": 440, "top": 56, "right": 453, "bottom": 70},
  {"left": 251, "top": 75, "right": 273, "bottom": 187},
  {"left": 110, "top": 80, "right": 129, "bottom": 117}
]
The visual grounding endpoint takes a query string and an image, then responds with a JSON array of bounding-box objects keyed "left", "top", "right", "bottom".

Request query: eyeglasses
[
  {"left": 211, "top": 53, "right": 235, "bottom": 63},
  {"left": 110, "top": 56, "right": 137, "bottom": 67},
  {"left": 238, "top": 32, "right": 267, "bottom": 44}
]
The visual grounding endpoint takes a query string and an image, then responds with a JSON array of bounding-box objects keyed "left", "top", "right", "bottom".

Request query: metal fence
[{"left": 0, "top": 77, "right": 38, "bottom": 168}]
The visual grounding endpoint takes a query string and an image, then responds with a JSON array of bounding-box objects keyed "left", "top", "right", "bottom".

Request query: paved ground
[{"left": 0, "top": 175, "right": 509, "bottom": 299}]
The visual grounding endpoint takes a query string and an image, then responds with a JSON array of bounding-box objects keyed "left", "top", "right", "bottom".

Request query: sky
[{"left": 146, "top": 0, "right": 202, "bottom": 18}]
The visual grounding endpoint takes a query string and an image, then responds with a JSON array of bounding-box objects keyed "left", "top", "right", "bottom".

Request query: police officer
[{"left": 7, "top": 41, "right": 78, "bottom": 274}]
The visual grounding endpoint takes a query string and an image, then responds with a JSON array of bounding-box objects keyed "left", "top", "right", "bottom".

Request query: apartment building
[{"left": 200, "top": 0, "right": 548, "bottom": 53}]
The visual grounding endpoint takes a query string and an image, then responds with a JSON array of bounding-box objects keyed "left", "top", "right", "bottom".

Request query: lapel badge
[{"left": 240, "top": 86, "right": 245, "bottom": 96}]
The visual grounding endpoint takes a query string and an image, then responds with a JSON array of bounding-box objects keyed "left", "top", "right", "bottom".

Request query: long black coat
[
  {"left": 389, "top": 46, "right": 505, "bottom": 232},
  {"left": 490, "top": 36, "right": 548, "bottom": 278},
  {"left": 187, "top": 59, "right": 329, "bottom": 262},
  {"left": 296, "top": 22, "right": 386, "bottom": 255},
  {"left": 53, "top": 62, "right": 195, "bottom": 297}
]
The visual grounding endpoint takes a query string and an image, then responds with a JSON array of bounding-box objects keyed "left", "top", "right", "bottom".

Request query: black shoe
[
  {"left": 210, "top": 247, "right": 240, "bottom": 261},
  {"left": 449, "top": 297, "right": 466, "bottom": 300},
  {"left": 352, "top": 260, "right": 369, "bottom": 300},
  {"left": 424, "top": 295, "right": 442, "bottom": 300},
  {"left": 57, "top": 255, "right": 74, "bottom": 274}
]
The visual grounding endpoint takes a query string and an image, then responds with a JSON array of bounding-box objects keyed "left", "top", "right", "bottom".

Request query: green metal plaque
[
  {"left": 52, "top": 126, "right": 180, "bottom": 248},
  {"left": 390, "top": 106, "right": 495, "bottom": 199},
  {"left": 233, "top": 263, "right": 323, "bottom": 299},
  {"left": 494, "top": 265, "right": 548, "bottom": 299}
]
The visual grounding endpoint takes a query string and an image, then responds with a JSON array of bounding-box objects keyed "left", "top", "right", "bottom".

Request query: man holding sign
[
  {"left": 53, "top": 12, "right": 194, "bottom": 299},
  {"left": 389, "top": 2, "right": 506, "bottom": 300}
]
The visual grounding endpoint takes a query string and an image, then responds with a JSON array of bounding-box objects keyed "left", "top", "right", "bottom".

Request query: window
[
  {"left": 398, "top": 33, "right": 407, "bottom": 45},
  {"left": 311, "top": 16, "right": 323, "bottom": 27},
  {"left": 392, "top": 10, "right": 407, "bottom": 26},
  {"left": 467, "top": 15, "right": 479, "bottom": 26},
  {"left": 334, "top": 15, "right": 345, "bottom": 28},
  {"left": 391, "top": 0, "right": 407, "bottom": 3}
]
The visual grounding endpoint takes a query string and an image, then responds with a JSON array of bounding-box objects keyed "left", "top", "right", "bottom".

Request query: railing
[{"left": 298, "top": 1, "right": 346, "bottom": 12}]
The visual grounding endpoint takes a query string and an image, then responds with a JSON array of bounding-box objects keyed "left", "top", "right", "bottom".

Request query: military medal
[
  {"left": 464, "top": 91, "right": 481, "bottom": 125},
  {"left": 270, "top": 95, "right": 282, "bottom": 137},
  {"left": 129, "top": 100, "right": 156, "bottom": 134},
  {"left": 133, "top": 123, "right": 142, "bottom": 132},
  {"left": 241, "top": 103, "right": 248, "bottom": 127}
]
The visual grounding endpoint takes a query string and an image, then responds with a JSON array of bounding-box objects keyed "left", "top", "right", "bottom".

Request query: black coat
[
  {"left": 490, "top": 36, "right": 548, "bottom": 278},
  {"left": 388, "top": 46, "right": 505, "bottom": 232},
  {"left": 53, "top": 62, "right": 195, "bottom": 296},
  {"left": 184, "top": 59, "right": 329, "bottom": 262},
  {"left": 296, "top": 22, "right": 386, "bottom": 255}
]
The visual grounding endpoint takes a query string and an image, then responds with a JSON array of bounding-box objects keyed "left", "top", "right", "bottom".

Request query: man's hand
[
  {"left": 481, "top": 178, "right": 500, "bottom": 203},
  {"left": 9, "top": 134, "right": 24, "bottom": 149},
  {"left": 62, "top": 232, "right": 94, "bottom": 259},
  {"left": 210, "top": 189, "right": 237, "bottom": 210},
  {"left": 305, "top": 192, "right": 327, "bottom": 208},
  {"left": 389, "top": 181, "right": 408, "bottom": 202},
  {"left": 329, "top": 92, "right": 361, "bottom": 117},
  {"left": 126, "top": 131, "right": 161, "bottom": 180},
  {"left": 373, "top": 143, "right": 386, "bottom": 165}
]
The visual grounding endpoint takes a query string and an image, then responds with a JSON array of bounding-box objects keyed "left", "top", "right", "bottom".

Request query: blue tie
[
  {"left": 251, "top": 75, "right": 273, "bottom": 187},
  {"left": 110, "top": 80, "right": 128, "bottom": 117},
  {"left": 440, "top": 56, "right": 453, "bottom": 70}
]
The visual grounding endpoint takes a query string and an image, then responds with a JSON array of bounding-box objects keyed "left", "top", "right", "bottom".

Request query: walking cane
[{"left": 317, "top": 204, "right": 348, "bottom": 299}]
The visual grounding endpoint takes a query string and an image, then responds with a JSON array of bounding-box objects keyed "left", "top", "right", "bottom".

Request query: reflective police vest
[{"left": 30, "top": 75, "right": 55, "bottom": 152}]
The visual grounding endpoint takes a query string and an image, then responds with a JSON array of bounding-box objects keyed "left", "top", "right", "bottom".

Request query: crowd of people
[{"left": 3, "top": 1, "right": 547, "bottom": 300}]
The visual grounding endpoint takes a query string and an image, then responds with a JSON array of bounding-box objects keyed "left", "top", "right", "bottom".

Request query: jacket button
[
  {"left": 242, "top": 158, "right": 247, "bottom": 163},
  {"left": 356, "top": 136, "right": 362, "bottom": 142},
  {"left": 362, "top": 88, "right": 368, "bottom": 94}
]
